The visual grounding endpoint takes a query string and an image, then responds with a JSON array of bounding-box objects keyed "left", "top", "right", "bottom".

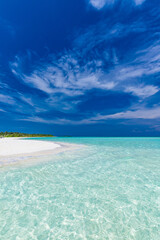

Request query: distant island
[{"left": 0, "top": 132, "right": 53, "bottom": 138}]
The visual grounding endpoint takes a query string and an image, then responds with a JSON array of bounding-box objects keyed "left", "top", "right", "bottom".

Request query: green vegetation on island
[{"left": 0, "top": 132, "right": 53, "bottom": 138}]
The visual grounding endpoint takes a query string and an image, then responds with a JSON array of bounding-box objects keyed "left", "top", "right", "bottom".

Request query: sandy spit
[
  {"left": 0, "top": 137, "right": 83, "bottom": 167},
  {"left": 0, "top": 137, "right": 60, "bottom": 156}
]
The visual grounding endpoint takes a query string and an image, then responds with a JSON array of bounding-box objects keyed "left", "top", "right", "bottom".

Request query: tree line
[{"left": 0, "top": 132, "right": 53, "bottom": 137}]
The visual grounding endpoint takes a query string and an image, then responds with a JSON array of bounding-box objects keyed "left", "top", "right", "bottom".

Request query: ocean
[{"left": 0, "top": 137, "right": 160, "bottom": 239}]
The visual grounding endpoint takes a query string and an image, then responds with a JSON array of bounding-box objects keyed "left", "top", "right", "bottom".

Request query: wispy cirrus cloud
[
  {"left": 134, "top": 0, "right": 146, "bottom": 6},
  {"left": 124, "top": 85, "right": 159, "bottom": 98},
  {"left": 10, "top": 35, "right": 160, "bottom": 127},
  {"left": 0, "top": 94, "right": 15, "bottom": 105},
  {"left": 89, "top": 0, "right": 114, "bottom": 9},
  {"left": 90, "top": 106, "right": 160, "bottom": 121},
  {"left": 11, "top": 37, "right": 160, "bottom": 100},
  {"left": 11, "top": 53, "right": 116, "bottom": 97},
  {"left": 88, "top": 0, "right": 146, "bottom": 10},
  {"left": 19, "top": 105, "right": 160, "bottom": 126},
  {"left": 8, "top": 0, "right": 160, "bottom": 129},
  {"left": 19, "top": 116, "right": 77, "bottom": 125}
]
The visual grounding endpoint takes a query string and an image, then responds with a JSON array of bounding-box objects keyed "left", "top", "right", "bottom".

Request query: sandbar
[{"left": 0, "top": 138, "right": 80, "bottom": 167}]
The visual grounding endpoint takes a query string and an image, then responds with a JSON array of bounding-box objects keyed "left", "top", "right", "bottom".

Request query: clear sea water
[{"left": 0, "top": 137, "right": 160, "bottom": 240}]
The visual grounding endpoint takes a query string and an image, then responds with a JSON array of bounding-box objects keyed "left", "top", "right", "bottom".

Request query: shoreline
[
  {"left": 0, "top": 137, "right": 82, "bottom": 167},
  {"left": 0, "top": 137, "right": 61, "bottom": 156}
]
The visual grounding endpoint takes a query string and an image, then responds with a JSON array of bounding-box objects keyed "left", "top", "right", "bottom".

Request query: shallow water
[{"left": 0, "top": 137, "right": 160, "bottom": 239}]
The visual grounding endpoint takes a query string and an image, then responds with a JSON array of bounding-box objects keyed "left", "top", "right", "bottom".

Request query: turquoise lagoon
[{"left": 0, "top": 137, "right": 160, "bottom": 239}]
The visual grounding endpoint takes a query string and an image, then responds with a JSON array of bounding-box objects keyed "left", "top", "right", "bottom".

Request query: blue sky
[{"left": 0, "top": 0, "right": 160, "bottom": 136}]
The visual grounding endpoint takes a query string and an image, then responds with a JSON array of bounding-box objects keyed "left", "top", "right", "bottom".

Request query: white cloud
[
  {"left": 9, "top": 16, "right": 160, "bottom": 125},
  {"left": 19, "top": 116, "right": 77, "bottom": 125},
  {"left": 18, "top": 94, "right": 34, "bottom": 107},
  {"left": 11, "top": 39, "right": 160, "bottom": 99},
  {"left": 91, "top": 107, "right": 160, "bottom": 121},
  {"left": 125, "top": 85, "right": 159, "bottom": 98},
  {"left": 10, "top": 18, "right": 160, "bottom": 100},
  {"left": 89, "top": 0, "right": 146, "bottom": 9},
  {"left": 11, "top": 54, "right": 116, "bottom": 97},
  {"left": 0, "top": 94, "right": 15, "bottom": 105},
  {"left": 134, "top": 0, "right": 146, "bottom": 6},
  {"left": 19, "top": 106, "right": 160, "bottom": 126},
  {"left": 24, "top": 73, "right": 54, "bottom": 94},
  {"left": 89, "top": 0, "right": 110, "bottom": 9},
  {"left": 10, "top": 39, "right": 160, "bottom": 124},
  {"left": 109, "top": 43, "right": 160, "bottom": 83}
]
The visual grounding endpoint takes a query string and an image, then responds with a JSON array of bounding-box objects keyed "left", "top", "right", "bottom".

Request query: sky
[{"left": 0, "top": 0, "right": 160, "bottom": 136}]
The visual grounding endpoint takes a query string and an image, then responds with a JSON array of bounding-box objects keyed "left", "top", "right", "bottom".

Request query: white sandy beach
[
  {"left": 0, "top": 137, "right": 83, "bottom": 167},
  {"left": 0, "top": 137, "right": 60, "bottom": 156}
]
